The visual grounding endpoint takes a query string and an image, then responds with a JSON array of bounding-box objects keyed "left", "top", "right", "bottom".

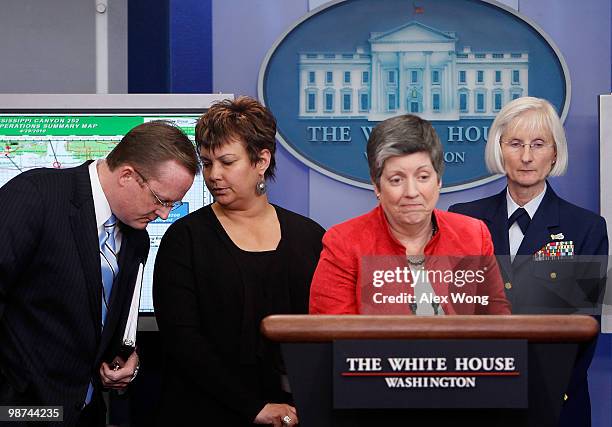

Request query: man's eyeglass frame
[{"left": 133, "top": 169, "right": 184, "bottom": 211}]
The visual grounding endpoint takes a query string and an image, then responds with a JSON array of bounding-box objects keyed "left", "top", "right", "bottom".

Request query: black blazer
[
  {"left": 0, "top": 162, "right": 149, "bottom": 426},
  {"left": 449, "top": 184, "right": 608, "bottom": 427},
  {"left": 153, "top": 204, "right": 325, "bottom": 426},
  {"left": 449, "top": 184, "right": 608, "bottom": 313}
]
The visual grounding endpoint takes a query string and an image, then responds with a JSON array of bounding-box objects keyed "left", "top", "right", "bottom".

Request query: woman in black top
[{"left": 153, "top": 97, "right": 325, "bottom": 426}]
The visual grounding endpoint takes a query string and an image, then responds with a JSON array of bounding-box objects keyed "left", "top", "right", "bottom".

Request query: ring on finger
[{"left": 282, "top": 415, "right": 292, "bottom": 425}]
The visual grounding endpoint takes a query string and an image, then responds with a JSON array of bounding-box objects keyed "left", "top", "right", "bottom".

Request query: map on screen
[{"left": 0, "top": 113, "right": 212, "bottom": 313}]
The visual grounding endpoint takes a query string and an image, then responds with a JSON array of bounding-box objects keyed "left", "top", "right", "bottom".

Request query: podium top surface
[{"left": 261, "top": 315, "right": 598, "bottom": 343}]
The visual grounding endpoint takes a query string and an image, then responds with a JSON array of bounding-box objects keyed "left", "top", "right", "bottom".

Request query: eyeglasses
[
  {"left": 501, "top": 140, "right": 554, "bottom": 153},
  {"left": 133, "top": 169, "right": 184, "bottom": 211}
]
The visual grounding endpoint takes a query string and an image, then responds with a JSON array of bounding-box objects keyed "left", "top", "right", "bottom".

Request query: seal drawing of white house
[{"left": 298, "top": 21, "right": 528, "bottom": 121}]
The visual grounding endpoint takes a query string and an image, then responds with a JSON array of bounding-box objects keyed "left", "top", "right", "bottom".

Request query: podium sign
[{"left": 333, "top": 339, "right": 527, "bottom": 409}]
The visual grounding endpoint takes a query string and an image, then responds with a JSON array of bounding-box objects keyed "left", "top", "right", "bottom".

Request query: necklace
[
  {"left": 406, "top": 255, "right": 425, "bottom": 266},
  {"left": 405, "top": 224, "right": 435, "bottom": 266}
]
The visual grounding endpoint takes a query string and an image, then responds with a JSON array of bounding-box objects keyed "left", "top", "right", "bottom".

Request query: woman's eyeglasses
[{"left": 501, "top": 140, "right": 553, "bottom": 153}]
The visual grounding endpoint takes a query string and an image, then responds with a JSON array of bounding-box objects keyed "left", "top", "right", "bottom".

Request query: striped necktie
[
  {"left": 85, "top": 215, "right": 119, "bottom": 406},
  {"left": 99, "top": 214, "right": 119, "bottom": 327}
]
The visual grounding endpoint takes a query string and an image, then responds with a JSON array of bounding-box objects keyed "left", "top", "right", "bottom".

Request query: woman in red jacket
[{"left": 309, "top": 114, "right": 511, "bottom": 315}]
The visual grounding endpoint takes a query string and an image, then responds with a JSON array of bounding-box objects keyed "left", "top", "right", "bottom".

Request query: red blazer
[{"left": 309, "top": 205, "right": 511, "bottom": 315}]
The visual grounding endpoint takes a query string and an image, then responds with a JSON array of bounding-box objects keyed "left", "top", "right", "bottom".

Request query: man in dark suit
[
  {"left": 0, "top": 121, "right": 199, "bottom": 426},
  {"left": 449, "top": 97, "right": 607, "bottom": 427}
]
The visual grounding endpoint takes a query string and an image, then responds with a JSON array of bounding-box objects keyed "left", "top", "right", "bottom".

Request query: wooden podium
[{"left": 261, "top": 315, "right": 598, "bottom": 427}]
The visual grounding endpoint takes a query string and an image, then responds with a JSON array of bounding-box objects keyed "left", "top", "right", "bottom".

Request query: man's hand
[
  {"left": 99, "top": 350, "right": 139, "bottom": 390},
  {"left": 254, "top": 403, "right": 298, "bottom": 427}
]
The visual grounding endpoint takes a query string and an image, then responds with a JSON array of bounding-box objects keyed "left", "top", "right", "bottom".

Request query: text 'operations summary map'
[{"left": 0, "top": 114, "right": 213, "bottom": 313}]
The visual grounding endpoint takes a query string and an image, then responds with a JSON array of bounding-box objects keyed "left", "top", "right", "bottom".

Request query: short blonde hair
[{"left": 485, "top": 96, "right": 568, "bottom": 176}]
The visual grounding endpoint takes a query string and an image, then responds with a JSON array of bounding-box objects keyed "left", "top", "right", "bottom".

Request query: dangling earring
[{"left": 256, "top": 178, "right": 267, "bottom": 195}]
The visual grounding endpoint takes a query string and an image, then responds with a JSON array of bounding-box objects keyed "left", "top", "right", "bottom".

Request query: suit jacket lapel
[
  {"left": 513, "top": 184, "right": 560, "bottom": 270},
  {"left": 482, "top": 189, "right": 512, "bottom": 280},
  {"left": 69, "top": 162, "right": 102, "bottom": 340}
]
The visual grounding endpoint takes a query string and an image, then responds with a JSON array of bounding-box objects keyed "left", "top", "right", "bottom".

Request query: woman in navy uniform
[{"left": 449, "top": 96, "right": 608, "bottom": 427}]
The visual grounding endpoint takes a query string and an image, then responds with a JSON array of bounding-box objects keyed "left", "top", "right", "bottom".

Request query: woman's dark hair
[
  {"left": 367, "top": 114, "right": 443, "bottom": 186},
  {"left": 195, "top": 96, "right": 277, "bottom": 180}
]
